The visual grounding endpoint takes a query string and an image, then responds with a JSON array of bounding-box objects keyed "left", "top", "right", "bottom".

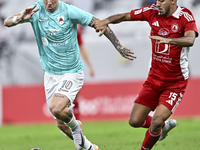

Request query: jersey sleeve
[
  {"left": 68, "top": 5, "right": 93, "bottom": 27},
  {"left": 130, "top": 6, "right": 152, "bottom": 21},
  {"left": 182, "top": 9, "right": 199, "bottom": 37}
]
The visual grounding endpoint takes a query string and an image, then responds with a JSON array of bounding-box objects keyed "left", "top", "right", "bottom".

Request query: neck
[{"left": 167, "top": 5, "right": 178, "bottom": 17}]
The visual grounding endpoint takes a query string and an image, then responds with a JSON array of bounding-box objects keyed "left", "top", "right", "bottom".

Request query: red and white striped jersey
[{"left": 130, "top": 4, "right": 198, "bottom": 81}]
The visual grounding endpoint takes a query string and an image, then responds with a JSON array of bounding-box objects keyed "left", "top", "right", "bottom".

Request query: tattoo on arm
[
  {"left": 88, "top": 16, "right": 98, "bottom": 27},
  {"left": 89, "top": 16, "right": 122, "bottom": 50},
  {"left": 104, "top": 27, "right": 121, "bottom": 50},
  {"left": 54, "top": 94, "right": 66, "bottom": 99},
  {"left": 8, "top": 16, "right": 14, "bottom": 19}
]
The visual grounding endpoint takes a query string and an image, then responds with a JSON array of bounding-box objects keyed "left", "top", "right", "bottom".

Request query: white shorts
[{"left": 44, "top": 71, "right": 84, "bottom": 109}]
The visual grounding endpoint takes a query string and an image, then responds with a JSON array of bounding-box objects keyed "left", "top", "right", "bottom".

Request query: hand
[
  {"left": 89, "top": 67, "right": 95, "bottom": 77},
  {"left": 19, "top": 5, "right": 40, "bottom": 21},
  {"left": 118, "top": 46, "right": 136, "bottom": 61},
  {"left": 92, "top": 19, "right": 109, "bottom": 37},
  {"left": 149, "top": 36, "right": 170, "bottom": 44}
]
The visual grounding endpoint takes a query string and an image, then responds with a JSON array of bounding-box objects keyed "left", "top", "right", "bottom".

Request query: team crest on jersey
[
  {"left": 158, "top": 28, "right": 170, "bottom": 37},
  {"left": 171, "top": 23, "right": 179, "bottom": 32},
  {"left": 58, "top": 16, "right": 65, "bottom": 25}
]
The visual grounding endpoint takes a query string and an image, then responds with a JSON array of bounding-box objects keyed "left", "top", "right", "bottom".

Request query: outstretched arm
[
  {"left": 89, "top": 16, "right": 136, "bottom": 61},
  {"left": 4, "top": 5, "right": 39, "bottom": 27},
  {"left": 149, "top": 30, "right": 196, "bottom": 47},
  {"left": 92, "top": 12, "right": 131, "bottom": 37}
]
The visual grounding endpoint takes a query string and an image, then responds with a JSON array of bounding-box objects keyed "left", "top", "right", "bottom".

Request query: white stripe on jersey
[
  {"left": 180, "top": 47, "right": 190, "bottom": 80},
  {"left": 180, "top": 11, "right": 194, "bottom": 22}
]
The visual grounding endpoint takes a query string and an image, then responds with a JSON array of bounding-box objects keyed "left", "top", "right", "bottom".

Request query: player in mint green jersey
[{"left": 4, "top": 0, "right": 136, "bottom": 150}]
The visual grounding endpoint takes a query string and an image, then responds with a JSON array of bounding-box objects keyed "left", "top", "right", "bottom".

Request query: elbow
[
  {"left": 4, "top": 20, "right": 9, "bottom": 27},
  {"left": 188, "top": 43, "right": 194, "bottom": 47},
  {"left": 187, "top": 40, "right": 195, "bottom": 47},
  {"left": 4, "top": 19, "right": 11, "bottom": 27},
  {"left": 185, "top": 37, "right": 195, "bottom": 47}
]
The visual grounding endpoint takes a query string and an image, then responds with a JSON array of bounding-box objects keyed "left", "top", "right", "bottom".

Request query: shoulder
[{"left": 174, "top": 6, "right": 195, "bottom": 22}]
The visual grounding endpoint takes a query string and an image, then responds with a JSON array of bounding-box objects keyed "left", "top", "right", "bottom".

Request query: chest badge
[
  {"left": 58, "top": 16, "right": 65, "bottom": 25},
  {"left": 171, "top": 23, "right": 179, "bottom": 32}
]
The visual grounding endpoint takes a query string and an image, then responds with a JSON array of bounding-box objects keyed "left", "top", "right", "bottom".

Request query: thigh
[
  {"left": 55, "top": 71, "right": 84, "bottom": 106},
  {"left": 44, "top": 71, "right": 84, "bottom": 108},
  {"left": 130, "top": 103, "right": 152, "bottom": 124},
  {"left": 134, "top": 81, "right": 160, "bottom": 111},
  {"left": 159, "top": 80, "right": 188, "bottom": 113}
]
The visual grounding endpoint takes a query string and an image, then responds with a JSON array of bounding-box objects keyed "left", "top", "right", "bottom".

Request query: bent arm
[
  {"left": 150, "top": 30, "right": 196, "bottom": 47},
  {"left": 89, "top": 16, "right": 136, "bottom": 61},
  {"left": 104, "top": 12, "right": 132, "bottom": 24},
  {"left": 4, "top": 13, "right": 22, "bottom": 27},
  {"left": 92, "top": 13, "right": 131, "bottom": 37},
  {"left": 4, "top": 5, "right": 39, "bottom": 27},
  {"left": 168, "top": 30, "right": 196, "bottom": 47}
]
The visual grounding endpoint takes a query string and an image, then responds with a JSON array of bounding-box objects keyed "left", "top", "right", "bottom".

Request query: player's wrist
[{"left": 12, "top": 16, "right": 22, "bottom": 24}]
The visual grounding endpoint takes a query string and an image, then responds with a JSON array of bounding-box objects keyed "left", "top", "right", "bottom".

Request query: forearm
[
  {"left": 89, "top": 17, "right": 122, "bottom": 50},
  {"left": 168, "top": 36, "right": 195, "bottom": 47},
  {"left": 106, "top": 13, "right": 130, "bottom": 24},
  {"left": 103, "top": 26, "right": 122, "bottom": 50},
  {"left": 89, "top": 16, "right": 136, "bottom": 60},
  {"left": 4, "top": 14, "right": 22, "bottom": 27}
]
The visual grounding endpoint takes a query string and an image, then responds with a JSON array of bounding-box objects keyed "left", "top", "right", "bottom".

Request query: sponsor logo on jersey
[
  {"left": 41, "top": 36, "right": 68, "bottom": 47},
  {"left": 155, "top": 44, "right": 170, "bottom": 55},
  {"left": 152, "top": 21, "right": 159, "bottom": 27},
  {"left": 39, "top": 18, "right": 49, "bottom": 22},
  {"left": 58, "top": 16, "right": 65, "bottom": 25},
  {"left": 171, "top": 23, "right": 179, "bottom": 32},
  {"left": 158, "top": 28, "right": 170, "bottom": 37}
]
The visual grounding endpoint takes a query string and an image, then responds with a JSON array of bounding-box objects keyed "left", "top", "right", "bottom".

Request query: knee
[
  {"left": 49, "top": 105, "right": 62, "bottom": 119},
  {"left": 129, "top": 117, "right": 143, "bottom": 128},
  {"left": 151, "top": 116, "right": 165, "bottom": 130}
]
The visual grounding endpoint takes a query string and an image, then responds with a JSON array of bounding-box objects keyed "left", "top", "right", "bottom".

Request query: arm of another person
[
  {"left": 79, "top": 44, "right": 95, "bottom": 77},
  {"left": 89, "top": 16, "right": 136, "bottom": 61},
  {"left": 92, "top": 12, "right": 132, "bottom": 37},
  {"left": 4, "top": 5, "right": 39, "bottom": 27},
  {"left": 149, "top": 30, "right": 196, "bottom": 47}
]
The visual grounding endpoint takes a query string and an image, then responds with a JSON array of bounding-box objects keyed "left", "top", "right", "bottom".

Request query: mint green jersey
[{"left": 23, "top": 0, "right": 93, "bottom": 75}]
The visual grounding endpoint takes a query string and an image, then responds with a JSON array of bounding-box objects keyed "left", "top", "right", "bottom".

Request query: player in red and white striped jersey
[{"left": 92, "top": 0, "right": 198, "bottom": 149}]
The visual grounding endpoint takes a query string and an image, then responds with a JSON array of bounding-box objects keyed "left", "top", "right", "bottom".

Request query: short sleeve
[
  {"left": 130, "top": 6, "right": 152, "bottom": 21},
  {"left": 68, "top": 5, "right": 93, "bottom": 27},
  {"left": 181, "top": 9, "right": 199, "bottom": 37}
]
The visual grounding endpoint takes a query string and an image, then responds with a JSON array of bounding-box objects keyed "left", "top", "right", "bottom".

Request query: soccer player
[
  {"left": 92, "top": 0, "right": 198, "bottom": 149},
  {"left": 3, "top": 0, "right": 136, "bottom": 150}
]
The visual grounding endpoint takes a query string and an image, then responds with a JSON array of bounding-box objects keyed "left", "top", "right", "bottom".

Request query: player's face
[
  {"left": 156, "top": 0, "right": 175, "bottom": 17},
  {"left": 43, "top": 0, "right": 59, "bottom": 12}
]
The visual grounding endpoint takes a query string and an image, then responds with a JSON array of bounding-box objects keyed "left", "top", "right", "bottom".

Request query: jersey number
[
  {"left": 166, "top": 92, "right": 178, "bottom": 106},
  {"left": 59, "top": 80, "right": 73, "bottom": 92}
]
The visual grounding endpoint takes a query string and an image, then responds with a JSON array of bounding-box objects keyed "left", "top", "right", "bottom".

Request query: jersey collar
[{"left": 172, "top": 6, "right": 183, "bottom": 19}]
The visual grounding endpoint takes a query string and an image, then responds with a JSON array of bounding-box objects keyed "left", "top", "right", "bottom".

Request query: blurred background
[{"left": 0, "top": 0, "right": 200, "bottom": 125}]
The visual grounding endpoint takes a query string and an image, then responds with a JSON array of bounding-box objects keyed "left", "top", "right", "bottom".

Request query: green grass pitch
[{"left": 0, "top": 118, "right": 200, "bottom": 150}]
